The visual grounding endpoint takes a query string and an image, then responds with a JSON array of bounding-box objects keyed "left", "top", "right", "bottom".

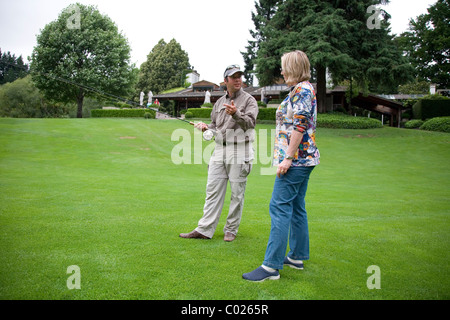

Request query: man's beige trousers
[{"left": 195, "top": 143, "right": 253, "bottom": 238}]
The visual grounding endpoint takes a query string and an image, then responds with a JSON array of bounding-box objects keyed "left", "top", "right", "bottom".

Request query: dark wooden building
[{"left": 153, "top": 81, "right": 405, "bottom": 127}]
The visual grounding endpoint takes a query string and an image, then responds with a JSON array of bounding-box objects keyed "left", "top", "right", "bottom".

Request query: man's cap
[{"left": 224, "top": 64, "right": 244, "bottom": 78}]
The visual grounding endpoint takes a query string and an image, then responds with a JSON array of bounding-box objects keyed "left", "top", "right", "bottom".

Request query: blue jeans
[{"left": 263, "top": 166, "right": 314, "bottom": 270}]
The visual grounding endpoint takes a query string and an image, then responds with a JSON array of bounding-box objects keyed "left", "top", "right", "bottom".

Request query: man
[{"left": 180, "top": 65, "right": 258, "bottom": 242}]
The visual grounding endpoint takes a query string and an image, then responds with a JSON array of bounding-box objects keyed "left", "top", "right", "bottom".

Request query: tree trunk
[
  {"left": 348, "top": 78, "right": 353, "bottom": 115},
  {"left": 316, "top": 64, "right": 326, "bottom": 113},
  {"left": 77, "top": 88, "right": 84, "bottom": 118}
]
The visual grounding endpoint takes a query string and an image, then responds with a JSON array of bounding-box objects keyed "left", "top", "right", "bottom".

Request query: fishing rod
[
  {"left": 3, "top": 61, "right": 139, "bottom": 106},
  {"left": 148, "top": 106, "right": 215, "bottom": 141},
  {"left": 3, "top": 61, "right": 217, "bottom": 139}
]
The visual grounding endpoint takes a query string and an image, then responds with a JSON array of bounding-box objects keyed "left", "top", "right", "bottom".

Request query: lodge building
[{"left": 152, "top": 79, "right": 411, "bottom": 127}]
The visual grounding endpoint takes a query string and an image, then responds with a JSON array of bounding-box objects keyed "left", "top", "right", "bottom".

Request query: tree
[
  {"left": 241, "top": 0, "right": 280, "bottom": 86},
  {"left": 396, "top": 0, "right": 450, "bottom": 88},
  {"left": 0, "top": 76, "right": 57, "bottom": 118},
  {"left": 0, "top": 49, "right": 29, "bottom": 84},
  {"left": 244, "top": 0, "right": 413, "bottom": 112},
  {"left": 398, "top": 80, "right": 430, "bottom": 94},
  {"left": 30, "top": 3, "right": 137, "bottom": 118},
  {"left": 137, "top": 39, "right": 191, "bottom": 94}
]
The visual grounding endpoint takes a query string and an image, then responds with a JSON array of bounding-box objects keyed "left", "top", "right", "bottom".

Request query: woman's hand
[
  {"left": 277, "top": 130, "right": 303, "bottom": 178},
  {"left": 277, "top": 158, "right": 292, "bottom": 178}
]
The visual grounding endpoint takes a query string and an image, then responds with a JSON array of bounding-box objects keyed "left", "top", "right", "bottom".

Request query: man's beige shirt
[
  {"left": 208, "top": 88, "right": 259, "bottom": 162},
  {"left": 208, "top": 88, "right": 258, "bottom": 142}
]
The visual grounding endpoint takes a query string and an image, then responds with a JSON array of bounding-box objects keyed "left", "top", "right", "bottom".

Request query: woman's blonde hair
[{"left": 281, "top": 50, "right": 311, "bottom": 85}]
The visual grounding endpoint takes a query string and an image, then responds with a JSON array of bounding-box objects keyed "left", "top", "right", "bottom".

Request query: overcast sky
[{"left": 0, "top": 0, "right": 438, "bottom": 85}]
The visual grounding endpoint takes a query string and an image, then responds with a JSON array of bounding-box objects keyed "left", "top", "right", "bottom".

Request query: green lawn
[{"left": 0, "top": 118, "right": 448, "bottom": 300}]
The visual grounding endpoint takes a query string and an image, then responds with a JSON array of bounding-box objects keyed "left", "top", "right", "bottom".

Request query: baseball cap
[{"left": 224, "top": 64, "right": 244, "bottom": 78}]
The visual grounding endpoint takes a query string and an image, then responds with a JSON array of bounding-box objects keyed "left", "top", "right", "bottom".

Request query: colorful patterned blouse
[{"left": 273, "top": 81, "right": 320, "bottom": 167}]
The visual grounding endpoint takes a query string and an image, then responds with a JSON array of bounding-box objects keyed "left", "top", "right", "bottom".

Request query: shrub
[
  {"left": 269, "top": 99, "right": 284, "bottom": 104},
  {"left": 257, "top": 101, "right": 267, "bottom": 108},
  {"left": 412, "top": 95, "right": 450, "bottom": 120},
  {"left": 144, "top": 111, "right": 155, "bottom": 119},
  {"left": 91, "top": 109, "right": 154, "bottom": 118},
  {"left": 148, "top": 103, "right": 160, "bottom": 109},
  {"left": 419, "top": 117, "right": 450, "bottom": 133},
  {"left": 184, "top": 111, "right": 193, "bottom": 118},
  {"left": 404, "top": 119, "right": 424, "bottom": 129},
  {"left": 186, "top": 108, "right": 212, "bottom": 118},
  {"left": 183, "top": 108, "right": 382, "bottom": 129},
  {"left": 317, "top": 113, "right": 383, "bottom": 129},
  {"left": 257, "top": 107, "right": 277, "bottom": 121},
  {"left": 116, "top": 102, "right": 131, "bottom": 109},
  {"left": 0, "top": 75, "right": 60, "bottom": 118},
  {"left": 201, "top": 103, "right": 213, "bottom": 108}
]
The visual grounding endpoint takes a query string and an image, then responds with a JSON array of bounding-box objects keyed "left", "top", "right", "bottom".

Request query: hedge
[
  {"left": 317, "top": 113, "right": 383, "bottom": 129},
  {"left": 257, "top": 108, "right": 277, "bottom": 120},
  {"left": 186, "top": 108, "right": 213, "bottom": 118},
  {"left": 412, "top": 98, "right": 450, "bottom": 120},
  {"left": 91, "top": 109, "right": 155, "bottom": 118},
  {"left": 186, "top": 108, "right": 381, "bottom": 129},
  {"left": 419, "top": 116, "right": 450, "bottom": 133},
  {"left": 186, "top": 107, "right": 277, "bottom": 121},
  {"left": 404, "top": 119, "right": 424, "bottom": 129}
]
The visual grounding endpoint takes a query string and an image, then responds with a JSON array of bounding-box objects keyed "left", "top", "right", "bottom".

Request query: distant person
[
  {"left": 243, "top": 50, "right": 320, "bottom": 281},
  {"left": 180, "top": 65, "right": 258, "bottom": 242}
]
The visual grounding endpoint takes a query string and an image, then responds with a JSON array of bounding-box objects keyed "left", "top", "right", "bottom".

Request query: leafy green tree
[
  {"left": 0, "top": 49, "right": 29, "bottom": 84},
  {"left": 245, "top": 0, "right": 413, "bottom": 112},
  {"left": 396, "top": 0, "right": 450, "bottom": 88},
  {"left": 0, "top": 75, "right": 52, "bottom": 118},
  {"left": 30, "top": 3, "right": 137, "bottom": 118},
  {"left": 137, "top": 39, "right": 191, "bottom": 94},
  {"left": 398, "top": 80, "right": 430, "bottom": 94}
]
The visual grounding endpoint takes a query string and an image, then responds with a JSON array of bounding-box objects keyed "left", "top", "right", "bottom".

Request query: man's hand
[
  {"left": 194, "top": 122, "right": 209, "bottom": 132},
  {"left": 224, "top": 100, "right": 237, "bottom": 116}
]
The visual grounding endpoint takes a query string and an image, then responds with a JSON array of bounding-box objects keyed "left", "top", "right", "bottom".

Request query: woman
[{"left": 243, "top": 50, "right": 320, "bottom": 281}]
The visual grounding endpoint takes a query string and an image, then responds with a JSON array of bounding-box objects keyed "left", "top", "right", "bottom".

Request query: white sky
[{"left": 0, "top": 0, "right": 438, "bottom": 86}]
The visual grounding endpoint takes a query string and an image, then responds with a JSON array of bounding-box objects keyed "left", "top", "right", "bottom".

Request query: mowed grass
[{"left": 0, "top": 118, "right": 448, "bottom": 300}]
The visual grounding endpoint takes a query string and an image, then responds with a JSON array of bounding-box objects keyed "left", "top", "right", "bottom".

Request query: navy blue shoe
[
  {"left": 242, "top": 266, "right": 280, "bottom": 282},
  {"left": 283, "top": 256, "right": 304, "bottom": 270}
]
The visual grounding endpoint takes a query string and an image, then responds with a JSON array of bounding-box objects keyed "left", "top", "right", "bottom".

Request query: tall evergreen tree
[
  {"left": 241, "top": 0, "right": 280, "bottom": 86},
  {"left": 244, "top": 0, "right": 413, "bottom": 112},
  {"left": 0, "top": 49, "right": 29, "bottom": 84}
]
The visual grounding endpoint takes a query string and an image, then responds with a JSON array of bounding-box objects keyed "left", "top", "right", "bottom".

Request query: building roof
[
  {"left": 151, "top": 81, "right": 407, "bottom": 127},
  {"left": 153, "top": 82, "right": 404, "bottom": 111},
  {"left": 192, "top": 80, "right": 219, "bottom": 88},
  {"left": 153, "top": 83, "right": 288, "bottom": 102}
]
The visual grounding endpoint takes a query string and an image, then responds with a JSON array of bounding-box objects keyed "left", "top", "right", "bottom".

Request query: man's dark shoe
[{"left": 179, "top": 230, "right": 210, "bottom": 239}]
